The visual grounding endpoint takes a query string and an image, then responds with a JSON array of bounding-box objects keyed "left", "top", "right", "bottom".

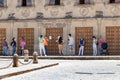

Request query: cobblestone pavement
[{"left": 1, "top": 60, "right": 120, "bottom": 80}]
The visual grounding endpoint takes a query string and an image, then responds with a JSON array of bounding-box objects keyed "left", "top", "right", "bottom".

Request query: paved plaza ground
[{"left": 0, "top": 58, "right": 120, "bottom": 80}]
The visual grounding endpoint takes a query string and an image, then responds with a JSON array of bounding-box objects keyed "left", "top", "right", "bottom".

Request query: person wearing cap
[{"left": 78, "top": 38, "right": 84, "bottom": 56}]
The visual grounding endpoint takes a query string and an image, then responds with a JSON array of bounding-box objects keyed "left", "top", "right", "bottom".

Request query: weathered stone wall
[{"left": 0, "top": 0, "right": 120, "bottom": 54}]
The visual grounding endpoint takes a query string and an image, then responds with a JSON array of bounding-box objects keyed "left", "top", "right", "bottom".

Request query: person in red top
[{"left": 98, "top": 35, "right": 104, "bottom": 55}]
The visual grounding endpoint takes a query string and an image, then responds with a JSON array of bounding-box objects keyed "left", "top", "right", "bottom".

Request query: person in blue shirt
[{"left": 78, "top": 38, "right": 84, "bottom": 56}]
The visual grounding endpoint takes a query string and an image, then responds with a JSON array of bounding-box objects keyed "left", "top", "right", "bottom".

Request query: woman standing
[
  {"left": 2, "top": 38, "right": 8, "bottom": 56},
  {"left": 92, "top": 36, "right": 97, "bottom": 56},
  {"left": 20, "top": 37, "right": 26, "bottom": 56},
  {"left": 11, "top": 37, "right": 16, "bottom": 56},
  {"left": 57, "top": 36, "right": 63, "bottom": 55}
]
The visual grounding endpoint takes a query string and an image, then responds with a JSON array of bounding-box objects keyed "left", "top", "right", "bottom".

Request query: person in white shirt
[
  {"left": 39, "top": 35, "right": 46, "bottom": 56},
  {"left": 92, "top": 36, "right": 97, "bottom": 56},
  {"left": 68, "top": 34, "right": 74, "bottom": 54}
]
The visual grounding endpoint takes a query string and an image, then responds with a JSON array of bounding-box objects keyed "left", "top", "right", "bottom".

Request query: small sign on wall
[{"left": 49, "top": 36, "right": 52, "bottom": 40}]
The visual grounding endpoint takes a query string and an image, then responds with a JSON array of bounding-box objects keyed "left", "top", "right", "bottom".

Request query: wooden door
[
  {"left": 0, "top": 28, "right": 6, "bottom": 55},
  {"left": 75, "top": 27, "right": 93, "bottom": 55},
  {"left": 18, "top": 28, "right": 34, "bottom": 55},
  {"left": 106, "top": 27, "right": 120, "bottom": 54},
  {"left": 46, "top": 28, "right": 63, "bottom": 55}
]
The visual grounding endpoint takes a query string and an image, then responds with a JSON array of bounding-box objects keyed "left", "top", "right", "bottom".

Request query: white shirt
[
  {"left": 68, "top": 36, "right": 74, "bottom": 45},
  {"left": 93, "top": 39, "right": 97, "bottom": 47}
]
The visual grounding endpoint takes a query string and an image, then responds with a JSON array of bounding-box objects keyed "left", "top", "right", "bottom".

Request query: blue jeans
[
  {"left": 12, "top": 46, "right": 16, "bottom": 56},
  {"left": 3, "top": 46, "right": 8, "bottom": 56},
  {"left": 45, "top": 46, "right": 48, "bottom": 55}
]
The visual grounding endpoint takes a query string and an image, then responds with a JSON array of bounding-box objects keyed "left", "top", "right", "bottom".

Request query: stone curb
[
  {"left": 0, "top": 63, "right": 59, "bottom": 79},
  {"left": 1, "top": 56, "right": 120, "bottom": 60}
]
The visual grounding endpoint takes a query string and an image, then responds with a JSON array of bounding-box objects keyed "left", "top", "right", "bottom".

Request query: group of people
[
  {"left": 2, "top": 34, "right": 106, "bottom": 56},
  {"left": 38, "top": 34, "right": 74, "bottom": 56},
  {"left": 2, "top": 37, "right": 26, "bottom": 56},
  {"left": 78, "top": 35, "right": 105, "bottom": 56}
]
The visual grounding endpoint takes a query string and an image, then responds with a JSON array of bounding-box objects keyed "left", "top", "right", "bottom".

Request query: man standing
[
  {"left": 78, "top": 38, "right": 84, "bottom": 56},
  {"left": 39, "top": 35, "right": 46, "bottom": 56},
  {"left": 68, "top": 34, "right": 74, "bottom": 54},
  {"left": 98, "top": 35, "right": 104, "bottom": 55}
]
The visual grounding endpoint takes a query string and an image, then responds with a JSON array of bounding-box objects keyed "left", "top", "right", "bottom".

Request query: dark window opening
[
  {"left": 110, "top": 0, "right": 115, "bottom": 3},
  {"left": 22, "top": 0, "right": 27, "bottom": 6},
  {"left": 80, "top": 0, "right": 85, "bottom": 4},
  {"left": 55, "top": 0, "right": 60, "bottom": 5},
  {"left": 49, "top": 0, "right": 60, "bottom": 5}
]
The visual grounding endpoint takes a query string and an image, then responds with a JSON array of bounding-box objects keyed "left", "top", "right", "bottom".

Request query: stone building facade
[{"left": 0, "top": 0, "right": 120, "bottom": 55}]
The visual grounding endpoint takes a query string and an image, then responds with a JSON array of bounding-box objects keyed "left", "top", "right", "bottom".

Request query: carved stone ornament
[
  {"left": 23, "top": 22, "right": 28, "bottom": 27},
  {"left": 82, "top": 19, "right": 87, "bottom": 26},
  {"left": 50, "top": 7, "right": 59, "bottom": 17},
  {"left": 36, "top": 12, "right": 44, "bottom": 18},
  {"left": 112, "top": 19, "right": 118, "bottom": 25},
  {"left": 79, "top": 7, "right": 89, "bottom": 16},
  {"left": 21, "top": 9, "right": 30, "bottom": 17},
  {"left": 65, "top": 0, "right": 72, "bottom": 5},
  {"left": 111, "top": 6, "right": 119, "bottom": 16}
]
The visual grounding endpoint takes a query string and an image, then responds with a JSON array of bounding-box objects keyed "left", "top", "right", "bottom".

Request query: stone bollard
[
  {"left": 33, "top": 52, "right": 38, "bottom": 64},
  {"left": 24, "top": 49, "right": 29, "bottom": 62},
  {"left": 13, "top": 54, "right": 18, "bottom": 67}
]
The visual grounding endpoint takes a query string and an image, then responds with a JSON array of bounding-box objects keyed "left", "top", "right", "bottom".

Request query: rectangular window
[
  {"left": 115, "top": 0, "right": 120, "bottom": 2},
  {"left": 49, "top": 0, "right": 55, "bottom": 5},
  {"left": 110, "top": 0, "right": 115, "bottom": 3},
  {"left": 55, "top": 0, "right": 60, "bottom": 5},
  {"left": 0, "top": 0, "right": 4, "bottom": 7},
  {"left": 110, "top": 0, "right": 120, "bottom": 3},
  {"left": 85, "top": 0, "right": 90, "bottom": 4},
  {"left": 22, "top": 0, "right": 27, "bottom": 6},
  {"left": 49, "top": 0, "right": 60, "bottom": 5},
  {"left": 27, "top": 0, "right": 32, "bottom": 6},
  {"left": 79, "top": 0, "right": 84, "bottom": 4},
  {"left": 79, "top": 0, "right": 90, "bottom": 4},
  {"left": 18, "top": 0, "right": 32, "bottom": 7}
]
